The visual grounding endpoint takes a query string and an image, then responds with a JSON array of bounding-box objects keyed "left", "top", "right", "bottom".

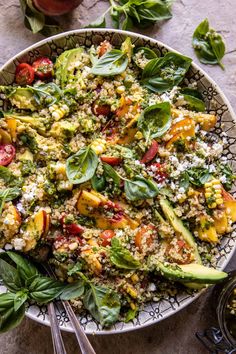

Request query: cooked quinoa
[{"left": 0, "top": 37, "right": 235, "bottom": 325}]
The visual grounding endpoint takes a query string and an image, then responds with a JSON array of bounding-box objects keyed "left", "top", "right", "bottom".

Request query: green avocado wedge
[
  {"left": 159, "top": 198, "right": 202, "bottom": 264},
  {"left": 8, "top": 88, "right": 38, "bottom": 111},
  {"left": 156, "top": 262, "right": 227, "bottom": 284},
  {"left": 55, "top": 47, "right": 85, "bottom": 87}
]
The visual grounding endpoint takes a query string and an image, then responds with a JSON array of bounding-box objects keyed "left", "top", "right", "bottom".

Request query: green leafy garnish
[
  {"left": 192, "top": 18, "right": 226, "bottom": 70},
  {"left": 91, "top": 49, "right": 129, "bottom": 77},
  {"left": 87, "top": 0, "right": 174, "bottom": 31},
  {"left": 110, "top": 238, "right": 141, "bottom": 269},
  {"left": 138, "top": 102, "right": 171, "bottom": 141},
  {"left": 124, "top": 176, "right": 159, "bottom": 201},
  {"left": 133, "top": 46, "right": 158, "bottom": 68},
  {"left": 179, "top": 167, "right": 212, "bottom": 189},
  {"left": 0, "top": 252, "right": 89, "bottom": 333},
  {"left": 179, "top": 88, "right": 206, "bottom": 112},
  {"left": 217, "top": 163, "right": 236, "bottom": 191},
  {"left": 0, "top": 187, "right": 21, "bottom": 215},
  {"left": 19, "top": 0, "right": 61, "bottom": 36},
  {"left": 83, "top": 283, "right": 121, "bottom": 327},
  {"left": 141, "top": 52, "right": 192, "bottom": 93},
  {"left": 28, "top": 83, "right": 62, "bottom": 107},
  {"left": 66, "top": 146, "right": 98, "bottom": 184}
]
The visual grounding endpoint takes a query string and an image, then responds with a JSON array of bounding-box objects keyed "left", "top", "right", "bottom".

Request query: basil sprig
[
  {"left": 192, "top": 18, "right": 226, "bottom": 70},
  {"left": 110, "top": 238, "right": 141, "bottom": 269},
  {"left": 86, "top": 0, "right": 174, "bottom": 31},
  {"left": 138, "top": 102, "right": 171, "bottom": 141},
  {"left": 91, "top": 49, "right": 129, "bottom": 77},
  {"left": 83, "top": 282, "right": 121, "bottom": 327},
  {"left": 0, "top": 252, "right": 85, "bottom": 333},
  {"left": 141, "top": 52, "right": 192, "bottom": 93},
  {"left": 179, "top": 167, "right": 212, "bottom": 190},
  {"left": 133, "top": 46, "right": 158, "bottom": 68},
  {"left": 0, "top": 187, "right": 21, "bottom": 215},
  {"left": 66, "top": 146, "right": 98, "bottom": 184},
  {"left": 19, "top": 0, "right": 61, "bottom": 36}
]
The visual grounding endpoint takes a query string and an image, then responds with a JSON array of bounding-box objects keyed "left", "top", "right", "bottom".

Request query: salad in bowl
[{"left": 0, "top": 35, "right": 235, "bottom": 329}]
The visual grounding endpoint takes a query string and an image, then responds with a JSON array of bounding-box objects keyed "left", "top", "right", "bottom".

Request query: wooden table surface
[{"left": 0, "top": 1, "right": 235, "bottom": 353}]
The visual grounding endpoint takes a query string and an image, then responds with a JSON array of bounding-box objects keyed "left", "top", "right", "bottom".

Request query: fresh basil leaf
[
  {"left": 28, "top": 83, "right": 62, "bottom": 107},
  {"left": 133, "top": 46, "right": 158, "bottom": 68},
  {"left": 122, "top": 14, "right": 133, "bottom": 30},
  {"left": 103, "top": 163, "right": 121, "bottom": 186},
  {"left": 141, "top": 52, "right": 192, "bottom": 93},
  {"left": 20, "top": 0, "right": 45, "bottom": 34},
  {"left": 178, "top": 88, "right": 205, "bottom": 112},
  {"left": 85, "top": 15, "right": 106, "bottom": 28},
  {"left": 6, "top": 252, "right": 39, "bottom": 283},
  {"left": 179, "top": 171, "right": 190, "bottom": 191},
  {"left": 0, "top": 167, "right": 13, "bottom": 183},
  {"left": 91, "top": 173, "right": 106, "bottom": 192},
  {"left": 91, "top": 49, "right": 129, "bottom": 77},
  {"left": 0, "top": 187, "right": 21, "bottom": 215},
  {"left": 138, "top": 102, "right": 171, "bottom": 141},
  {"left": 67, "top": 262, "right": 83, "bottom": 276},
  {"left": 124, "top": 176, "right": 159, "bottom": 201},
  {"left": 0, "top": 258, "right": 23, "bottom": 292},
  {"left": 66, "top": 146, "right": 98, "bottom": 185},
  {"left": 0, "top": 292, "right": 16, "bottom": 311},
  {"left": 60, "top": 280, "right": 85, "bottom": 300},
  {"left": 192, "top": 18, "right": 225, "bottom": 69},
  {"left": 28, "top": 277, "right": 64, "bottom": 303},
  {"left": 0, "top": 293, "right": 25, "bottom": 334},
  {"left": 124, "top": 307, "right": 138, "bottom": 323},
  {"left": 187, "top": 167, "right": 212, "bottom": 187},
  {"left": 110, "top": 238, "right": 141, "bottom": 269},
  {"left": 111, "top": 7, "right": 120, "bottom": 29},
  {"left": 83, "top": 284, "right": 121, "bottom": 327},
  {"left": 14, "top": 291, "right": 28, "bottom": 312},
  {"left": 132, "top": 0, "right": 173, "bottom": 22}
]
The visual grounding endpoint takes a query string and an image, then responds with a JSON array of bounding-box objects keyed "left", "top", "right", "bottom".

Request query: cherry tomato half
[
  {"left": 32, "top": 57, "right": 54, "bottom": 79},
  {"left": 92, "top": 102, "right": 111, "bottom": 116},
  {"left": 0, "top": 144, "right": 15, "bottom": 166},
  {"left": 99, "top": 230, "right": 115, "bottom": 247},
  {"left": 98, "top": 40, "right": 112, "bottom": 57},
  {"left": 15, "top": 63, "right": 35, "bottom": 85},
  {"left": 60, "top": 215, "right": 84, "bottom": 235},
  {"left": 140, "top": 140, "right": 158, "bottom": 164},
  {"left": 100, "top": 156, "right": 121, "bottom": 166}
]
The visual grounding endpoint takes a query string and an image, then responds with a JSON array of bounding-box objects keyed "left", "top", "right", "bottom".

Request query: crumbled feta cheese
[{"left": 12, "top": 238, "right": 26, "bottom": 251}]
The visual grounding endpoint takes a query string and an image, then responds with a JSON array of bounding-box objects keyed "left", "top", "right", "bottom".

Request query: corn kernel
[
  {"left": 212, "top": 180, "right": 220, "bottom": 185},
  {"left": 131, "top": 274, "right": 139, "bottom": 284},
  {"left": 125, "top": 284, "right": 137, "bottom": 298},
  {"left": 205, "top": 192, "right": 211, "bottom": 198},
  {"left": 216, "top": 198, "right": 223, "bottom": 205},
  {"left": 135, "top": 131, "right": 143, "bottom": 140},
  {"left": 204, "top": 182, "right": 212, "bottom": 188},
  {"left": 116, "top": 85, "right": 126, "bottom": 94},
  {"left": 209, "top": 203, "right": 217, "bottom": 209},
  {"left": 130, "top": 302, "right": 136, "bottom": 310}
]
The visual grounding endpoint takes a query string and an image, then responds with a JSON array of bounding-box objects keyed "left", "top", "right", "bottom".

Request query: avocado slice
[
  {"left": 55, "top": 48, "right": 85, "bottom": 87},
  {"left": 160, "top": 198, "right": 202, "bottom": 264},
  {"left": 8, "top": 88, "right": 38, "bottom": 111},
  {"left": 156, "top": 262, "right": 227, "bottom": 284}
]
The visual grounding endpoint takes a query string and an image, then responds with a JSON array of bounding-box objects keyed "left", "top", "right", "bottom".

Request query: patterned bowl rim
[{"left": 1, "top": 28, "right": 236, "bottom": 335}]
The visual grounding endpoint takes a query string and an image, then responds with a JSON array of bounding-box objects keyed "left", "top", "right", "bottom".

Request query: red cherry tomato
[
  {"left": 32, "top": 57, "right": 54, "bottom": 79},
  {"left": 98, "top": 40, "right": 112, "bottom": 57},
  {"left": 60, "top": 216, "right": 84, "bottom": 235},
  {"left": 99, "top": 230, "right": 115, "bottom": 247},
  {"left": 92, "top": 102, "right": 111, "bottom": 116},
  {"left": 100, "top": 156, "right": 121, "bottom": 166},
  {"left": 140, "top": 140, "right": 158, "bottom": 164},
  {"left": 0, "top": 144, "right": 15, "bottom": 166},
  {"left": 15, "top": 63, "right": 35, "bottom": 85},
  {"left": 148, "top": 163, "right": 167, "bottom": 182}
]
